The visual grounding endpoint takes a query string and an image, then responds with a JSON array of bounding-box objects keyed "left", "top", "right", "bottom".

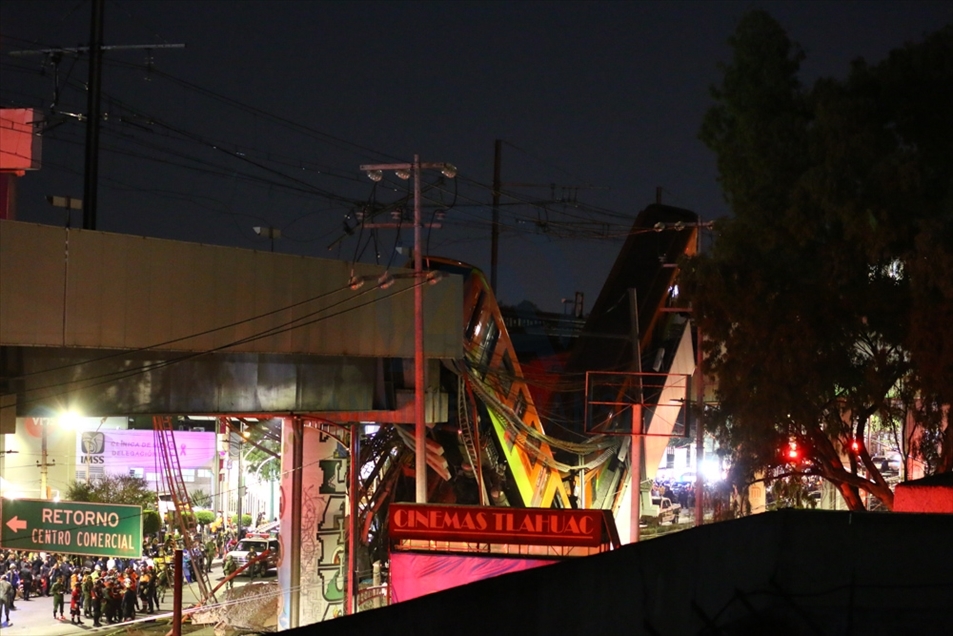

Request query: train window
[
  {"left": 465, "top": 291, "right": 486, "bottom": 342},
  {"left": 514, "top": 389, "right": 527, "bottom": 420},
  {"left": 524, "top": 433, "right": 541, "bottom": 465},
  {"left": 500, "top": 351, "right": 515, "bottom": 397},
  {"left": 477, "top": 318, "right": 500, "bottom": 379}
]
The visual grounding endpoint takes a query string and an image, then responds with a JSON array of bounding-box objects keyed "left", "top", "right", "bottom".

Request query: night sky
[{"left": 2, "top": 1, "right": 950, "bottom": 313}]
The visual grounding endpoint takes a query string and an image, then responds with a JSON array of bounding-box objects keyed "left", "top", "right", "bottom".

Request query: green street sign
[{"left": 0, "top": 499, "right": 142, "bottom": 558}]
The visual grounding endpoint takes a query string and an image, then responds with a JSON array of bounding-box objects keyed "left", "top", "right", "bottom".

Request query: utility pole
[
  {"left": 83, "top": 0, "right": 104, "bottom": 230},
  {"left": 11, "top": 18, "right": 184, "bottom": 231},
  {"left": 236, "top": 421, "right": 245, "bottom": 538},
  {"left": 628, "top": 288, "right": 643, "bottom": 543},
  {"left": 37, "top": 420, "right": 55, "bottom": 499},
  {"left": 360, "top": 158, "right": 456, "bottom": 503},
  {"left": 693, "top": 220, "right": 706, "bottom": 527},
  {"left": 491, "top": 139, "right": 502, "bottom": 294}
]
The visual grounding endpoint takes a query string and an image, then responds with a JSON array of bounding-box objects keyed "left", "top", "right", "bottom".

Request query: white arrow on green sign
[{"left": 0, "top": 498, "right": 142, "bottom": 558}]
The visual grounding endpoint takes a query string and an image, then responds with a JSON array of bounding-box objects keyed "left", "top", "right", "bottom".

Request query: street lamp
[
  {"left": 359, "top": 156, "right": 456, "bottom": 504},
  {"left": 37, "top": 423, "right": 55, "bottom": 500},
  {"left": 236, "top": 421, "right": 249, "bottom": 537},
  {"left": 253, "top": 226, "right": 281, "bottom": 252}
]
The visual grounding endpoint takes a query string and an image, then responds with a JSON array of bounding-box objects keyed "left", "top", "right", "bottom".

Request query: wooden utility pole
[
  {"left": 11, "top": 4, "right": 184, "bottom": 231},
  {"left": 491, "top": 139, "right": 502, "bottom": 293},
  {"left": 82, "top": 0, "right": 104, "bottom": 230}
]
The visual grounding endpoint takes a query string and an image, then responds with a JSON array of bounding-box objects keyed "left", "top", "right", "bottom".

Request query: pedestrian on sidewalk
[
  {"left": 91, "top": 579, "right": 103, "bottom": 627},
  {"left": 121, "top": 579, "right": 137, "bottom": 622},
  {"left": 205, "top": 537, "right": 217, "bottom": 573},
  {"left": 70, "top": 581, "right": 84, "bottom": 624},
  {"left": 51, "top": 574, "right": 66, "bottom": 620},
  {"left": 0, "top": 575, "right": 13, "bottom": 626},
  {"left": 82, "top": 571, "right": 93, "bottom": 617},
  {"left": 223, "top": 555, "right": 237, "bottom": 590}
]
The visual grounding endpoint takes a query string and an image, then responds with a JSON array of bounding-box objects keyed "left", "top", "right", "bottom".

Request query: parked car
[
  {"left": 870, "top": 455, "right": 901, "bottom": 475},
  {"left": 225, "top": 535, "right": 280, "bottom": 576},
  {"left": 640, "top": 495, "right": 681, "bottom": 526}
]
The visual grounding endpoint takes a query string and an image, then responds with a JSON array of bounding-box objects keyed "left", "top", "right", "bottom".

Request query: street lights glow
[{"left": 58, "top": 410, "right": 82, "bottom": 429}]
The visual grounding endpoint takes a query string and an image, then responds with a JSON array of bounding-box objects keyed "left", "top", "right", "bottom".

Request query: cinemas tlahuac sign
[{"left": 388, "top": 503, "right": 608, "bottom": 547}]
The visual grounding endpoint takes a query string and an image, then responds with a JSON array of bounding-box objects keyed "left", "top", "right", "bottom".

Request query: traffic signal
[
  {"left": 785, "top": 441, "right": 800, "bottom": 462},
  {"left": 850, "top": 439, "right": 860, "bottom": 453}
]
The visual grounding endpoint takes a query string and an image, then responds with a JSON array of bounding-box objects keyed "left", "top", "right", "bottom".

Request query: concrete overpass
[{"left": 0, "top": 219, "right": 463, "bottom": 432}]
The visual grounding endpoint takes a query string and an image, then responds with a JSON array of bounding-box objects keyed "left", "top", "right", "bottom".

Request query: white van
[{"left": 226, "top": 535, "right": 280, "bottom": 575}]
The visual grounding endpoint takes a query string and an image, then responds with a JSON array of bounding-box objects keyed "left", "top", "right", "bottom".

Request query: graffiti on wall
[{"left": 279, "top": 421, "right": 348, "bottom": 628}]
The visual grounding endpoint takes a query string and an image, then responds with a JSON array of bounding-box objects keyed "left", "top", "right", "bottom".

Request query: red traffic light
[
  {"left": 786, "top": 442, "right": 800, "bottom": 461},
  {"left": 850, "top": 439, "right": 860, "bottom": 453}
]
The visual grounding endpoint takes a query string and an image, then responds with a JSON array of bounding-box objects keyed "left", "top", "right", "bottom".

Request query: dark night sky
[{"left": 2, "top": 1, "right": 950, "bottom": 313}]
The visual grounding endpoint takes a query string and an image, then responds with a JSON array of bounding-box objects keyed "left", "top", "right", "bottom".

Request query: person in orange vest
[
  {"left": 69, "top": 581, "right": 84, "bottom": 625},
  {"left": 125, "top": 568, "right": 139, "bottom": 611},
  {"left": 121, "top": 578, "right": 137, "bottom": 622}
]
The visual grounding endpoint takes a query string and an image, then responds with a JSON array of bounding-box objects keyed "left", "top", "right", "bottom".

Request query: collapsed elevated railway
[{"left": 354, "top": 203, "right": 701, "bottom": 560}]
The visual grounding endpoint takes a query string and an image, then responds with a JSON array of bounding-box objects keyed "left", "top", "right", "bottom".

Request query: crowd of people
[
  {"left": 1, "top": 549, "right": 166, "bottom": 627},
  {"left": 0, "top": 515, "right": 258, "bottom": 628}
]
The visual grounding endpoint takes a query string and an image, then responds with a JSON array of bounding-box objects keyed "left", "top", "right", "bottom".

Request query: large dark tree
[{"left": 685, "top": 11, "right": 953, "bottom": 511}]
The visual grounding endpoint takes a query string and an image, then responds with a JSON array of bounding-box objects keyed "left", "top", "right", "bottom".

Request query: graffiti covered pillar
[{"left": 278, "top": 418, "right": 348, "bottom": 629}]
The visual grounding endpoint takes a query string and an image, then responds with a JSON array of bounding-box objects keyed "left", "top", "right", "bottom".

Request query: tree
[
  {"left": 685, "top": 11, "right": 953, "bottom": 511},
  {"left": 67, "top": 474, "right": 160, "bottom": 534},
  {"left": 191, "top": 489, "right": 212, "bottom": 509},
  {"left": 240, "top": 419, "right": 281, "bottom": 483},
  {"left": 142, "top": 509, "right": 162, "bottom": 536}
]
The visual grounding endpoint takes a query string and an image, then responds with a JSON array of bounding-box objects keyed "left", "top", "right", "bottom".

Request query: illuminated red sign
[{"left": 388, "top": 504, "right": 606, "bottom": 547}]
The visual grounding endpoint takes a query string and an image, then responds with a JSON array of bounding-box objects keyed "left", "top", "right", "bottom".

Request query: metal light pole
[
  {"left": 37, "top": 419, "right": 57, "bottom": 499},
  {"left": 412, "top": 155, "right": 425, "bottom": 504},
  {"left": 40, "top": 421, "right": 49, "bottom": 499},
  {"left": 359, "top": 158, "right": 456, "bottom": 504},
  {"left": 236, "top": 421, "right": 245, "bottom": 538},
  {"left": 693, "top": 219, "right": 706, "bottom": 527}
]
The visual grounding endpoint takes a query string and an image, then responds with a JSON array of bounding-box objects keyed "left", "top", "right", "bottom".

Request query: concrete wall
[{"left": 303, "top": 509, "right": 953, "bottom": 636}]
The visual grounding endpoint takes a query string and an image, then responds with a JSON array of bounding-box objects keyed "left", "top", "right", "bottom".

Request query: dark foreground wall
[{"left": 303, "top": 510, "right": 952, "bottom": 636}]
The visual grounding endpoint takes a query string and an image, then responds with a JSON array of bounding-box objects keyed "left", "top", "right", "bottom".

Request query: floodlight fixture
[
  {"left": 348, "top": 269, "right": 365, "bottom": 290},
  {"left": 378, "top": 272, "right": 396, "bottom": 289}
]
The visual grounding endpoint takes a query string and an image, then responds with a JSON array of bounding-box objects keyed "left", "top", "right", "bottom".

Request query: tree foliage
[
  {"left": 685, "top": 11, "right": 953, "bottom": 511},
  {"left": 191, "top": 489, "right": 212, "bottom": 509},
  {"left": 67, "top": 474, "right": 157, "bottom": 511},
  {"left": 142, "top": 509, "right": 162, "bottom": 536},
  {"left": 241, "top": 419, "right": 282, "bottom": 483}
]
